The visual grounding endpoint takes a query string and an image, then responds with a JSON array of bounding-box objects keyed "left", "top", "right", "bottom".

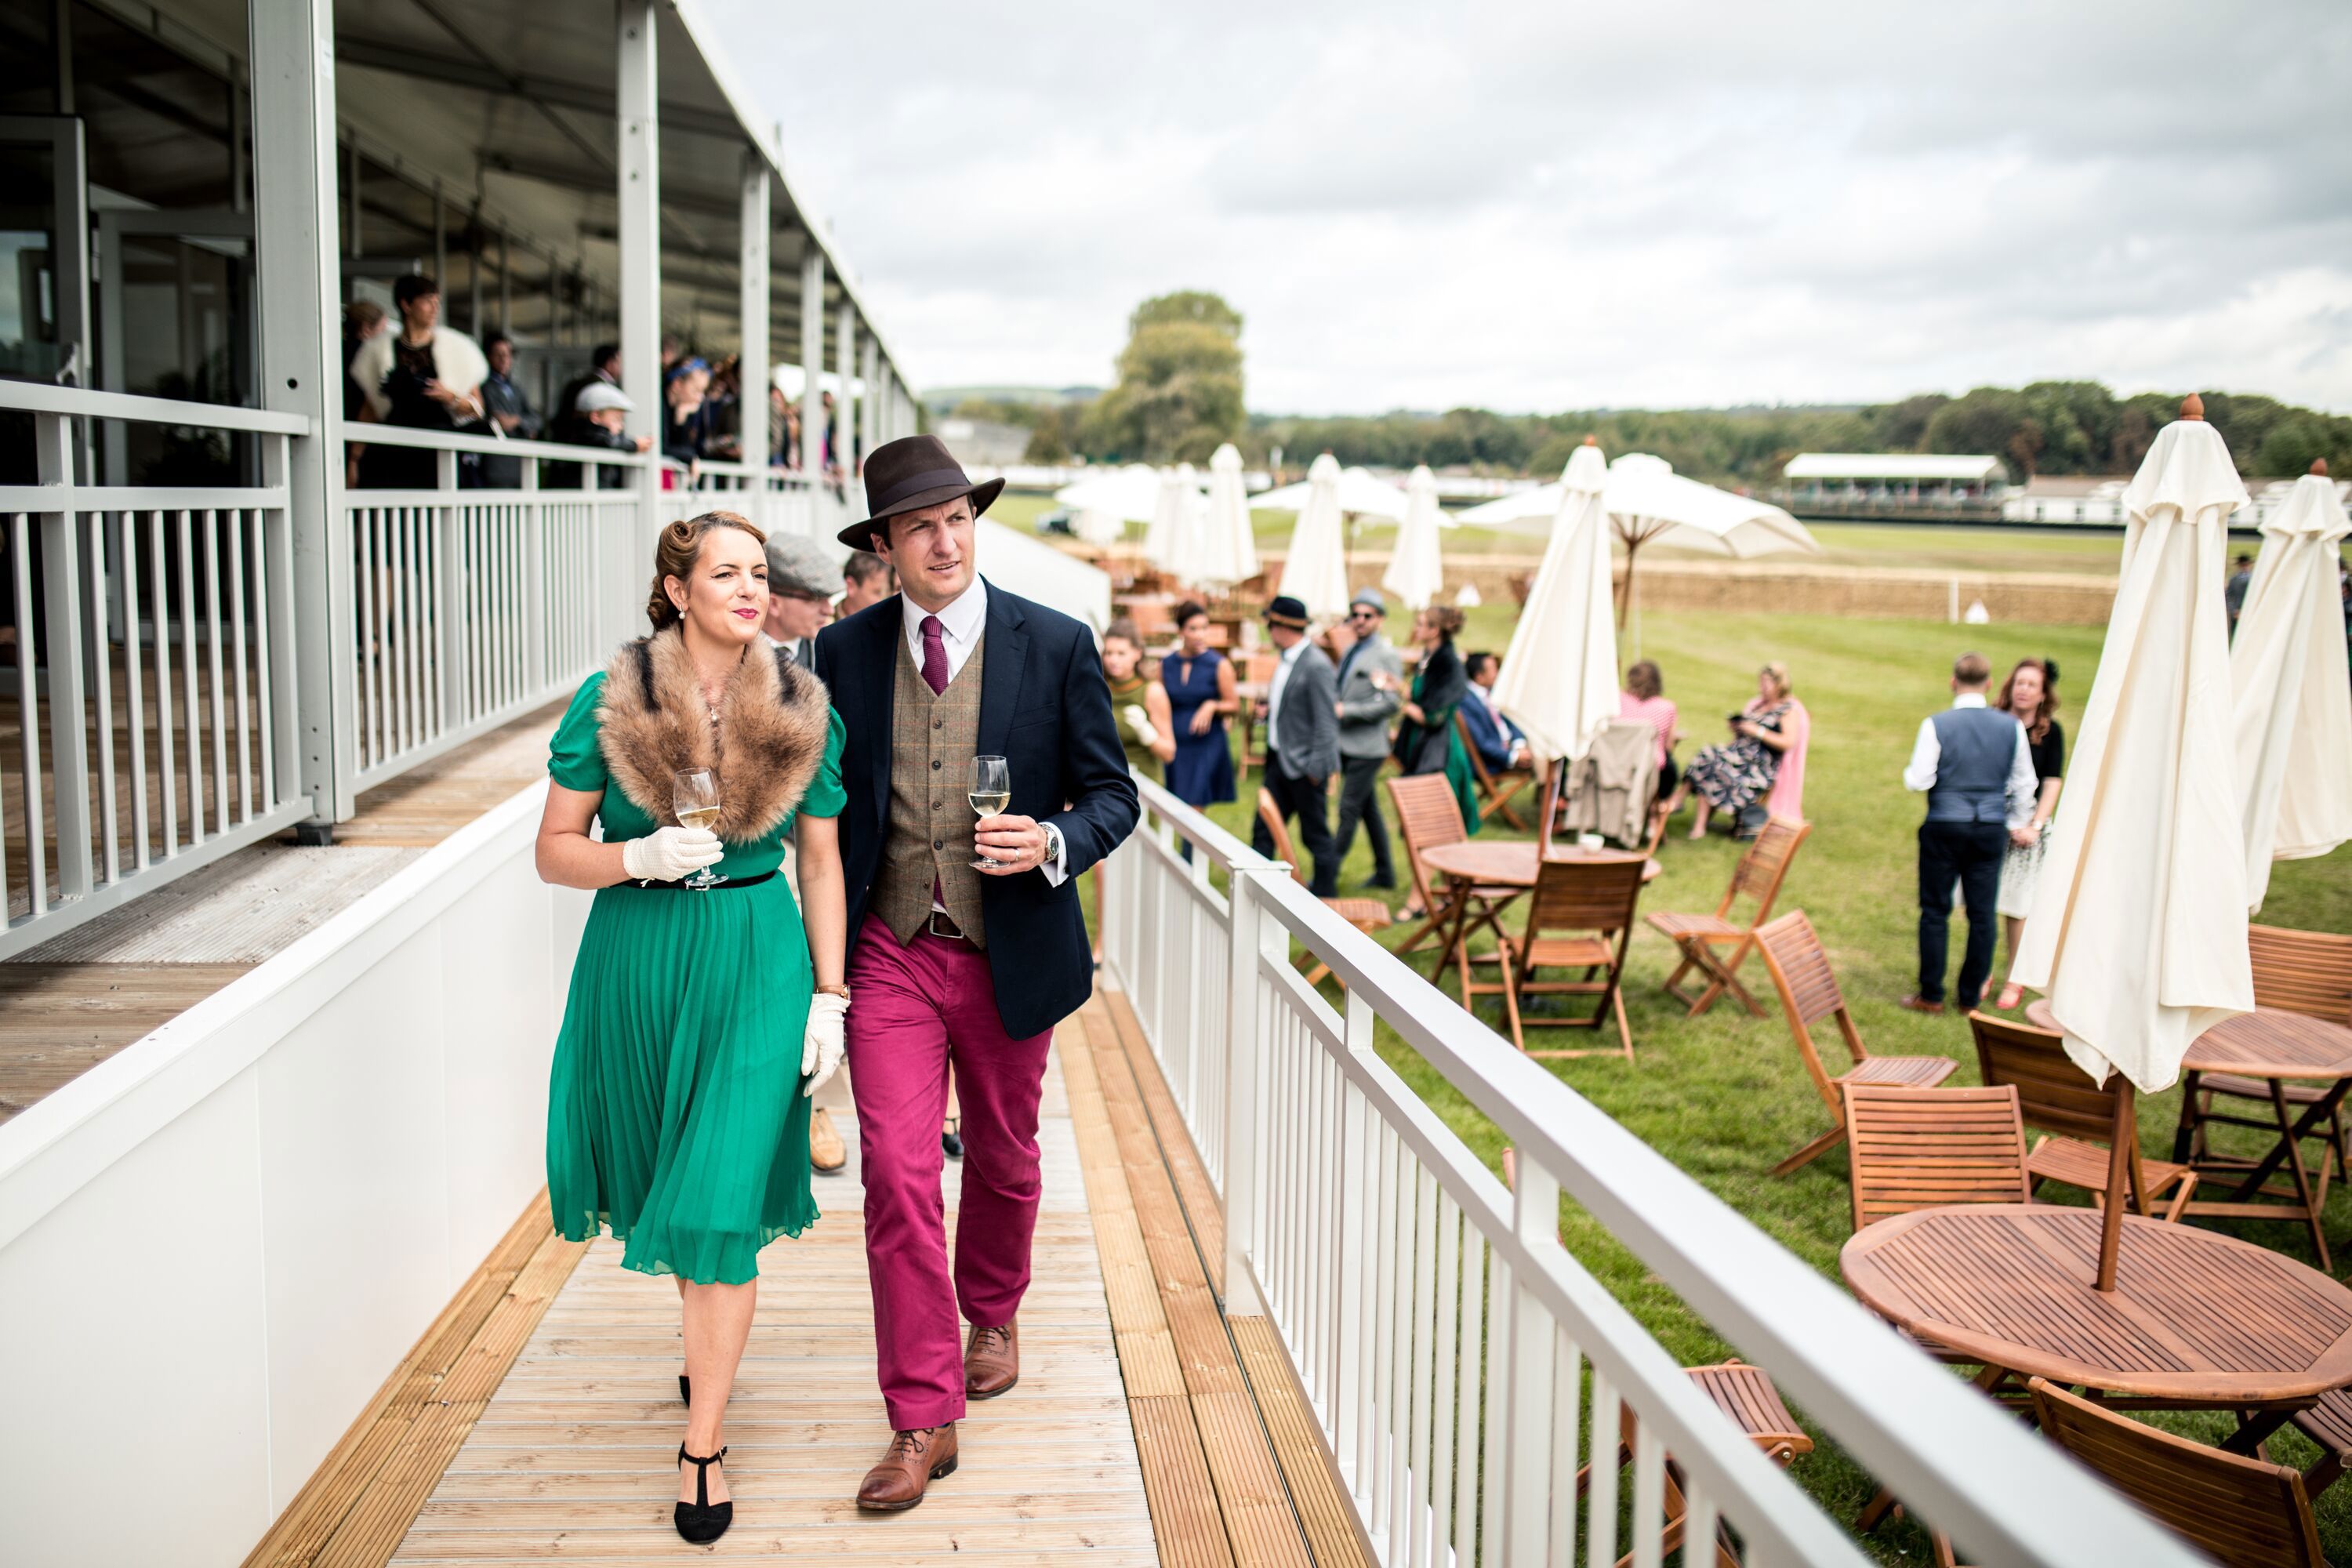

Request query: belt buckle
[{"left": 927, "top": 910, "right": 963, "bottom": 940}]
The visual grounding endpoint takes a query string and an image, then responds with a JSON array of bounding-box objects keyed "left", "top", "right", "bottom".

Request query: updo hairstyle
[{"left": 646, "top": 510, "right": 767, "bottom": 632}]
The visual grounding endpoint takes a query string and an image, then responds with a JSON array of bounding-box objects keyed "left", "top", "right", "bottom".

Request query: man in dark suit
[
  {"left": 815, "top": 434, "right": 1138, "bottom": 1514},
  {"left": 1251, "top": 595, "right": 1341, "bottom": 895}
]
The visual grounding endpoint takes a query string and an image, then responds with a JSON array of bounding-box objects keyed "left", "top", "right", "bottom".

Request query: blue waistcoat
[{"left": 1926, "top": 706, "right": 2016, "bottom": 826}]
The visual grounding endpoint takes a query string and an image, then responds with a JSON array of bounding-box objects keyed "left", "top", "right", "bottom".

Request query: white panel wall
[{"left": 0, "top": 785, "right": 585, "bottom": 1567}]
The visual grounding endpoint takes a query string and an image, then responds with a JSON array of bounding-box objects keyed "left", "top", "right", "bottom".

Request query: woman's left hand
[
  {"left": 1401, "top": 702, "right": 1425, "bottom": 724},
  {"left": 1733, "top": 719, "right": 1759, "bottom": 739},
  {"left": 803, "top": 992, "right": 849, "bottom": 1097}
]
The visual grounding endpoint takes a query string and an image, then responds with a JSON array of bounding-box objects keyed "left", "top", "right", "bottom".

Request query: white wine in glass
[
  {"left": 671, "top": 768, "right": 727, "bottom": 887},
  {"left": 969, "top": 754, "right": 1011, "bottom": 870}
]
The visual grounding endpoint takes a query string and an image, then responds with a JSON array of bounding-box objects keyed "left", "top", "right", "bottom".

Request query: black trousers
[
  {"left": 1330, "top": 754, "right": 1395, "bottom": 885},
  {"left": 1254, "top": 753, "right": 1337, "bottom": 897},
  {"left": 1918, "top": 819, "right": 2009, "bottom": 1007}
]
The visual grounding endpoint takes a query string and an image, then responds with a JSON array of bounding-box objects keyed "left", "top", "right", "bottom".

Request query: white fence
[
  {"left": 0, "top": 782, "right": 579, "bottom": 1568},
  {"left": 1100, "top": 778, "right": 2200, "bottom": 1568}
]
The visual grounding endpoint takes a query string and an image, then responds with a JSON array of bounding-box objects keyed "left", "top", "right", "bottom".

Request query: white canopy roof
[
  {"left": 1052, "top": 464, "right": 1163, "bottom": 525},
  {"left": 1784, "top": 453, "right": 2006, "bottom": 483},
  {"left": 978, "top": 518, "right": 1112, "bottom": 635},
  {"left": 1253, "top": 464, "right": 1413, "bottom": 521},
  {"left": 1457, "top": 454, "right": 1820, "bottom": 558}
]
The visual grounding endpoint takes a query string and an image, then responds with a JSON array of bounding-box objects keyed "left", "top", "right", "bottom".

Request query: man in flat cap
[
  {"left": 814, "top": 434, "right": 1138, "bottom": 1512},
  {"left": 1253, "top": 594, "right": 1341, "bottom": 895},
  {"left": 762, "top": 532, "right": 844, "bottom": 671},
  {"left": 1330, "top": 587, "right": 1402, "bottom": 891}
]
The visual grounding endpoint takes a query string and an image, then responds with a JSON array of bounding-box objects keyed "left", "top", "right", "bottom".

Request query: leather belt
[
  {"left": 631, "top": 870, "right": 777, "bottom": 891},
  {"left": 925, "top": 909, "right": 971, "bottom": 941}
]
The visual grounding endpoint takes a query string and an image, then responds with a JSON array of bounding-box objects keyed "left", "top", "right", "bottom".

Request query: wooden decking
[
  {"left": 248, "top": 981, "right": 1370, "bottom": 1567},
  {"left": 0, "top": 699, "right": 568, "bottom": 1125}
]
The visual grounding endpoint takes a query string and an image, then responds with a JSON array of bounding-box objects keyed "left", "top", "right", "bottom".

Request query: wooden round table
[
  {"left": 1842, "top": 1204, "right": 2352, "bottom": 1439},
  {"left": 1417, "top": 840, "right": 1661, "bottom": 891},
  {"left": 2025, "top": 1001, "right": 2352, "bottom": 1267}
]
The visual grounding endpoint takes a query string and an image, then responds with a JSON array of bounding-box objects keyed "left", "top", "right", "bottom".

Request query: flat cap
[{"left": 764, "top": 532, "right": 846, "bottom": 600}]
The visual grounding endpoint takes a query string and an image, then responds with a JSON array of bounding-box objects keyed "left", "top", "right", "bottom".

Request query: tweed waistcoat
[
  {"left": 872, "top": 626, "right": 989, "bottom": 946},
  {"left": 1926, "top": 705, "right": 2016, "bottom": 826}
]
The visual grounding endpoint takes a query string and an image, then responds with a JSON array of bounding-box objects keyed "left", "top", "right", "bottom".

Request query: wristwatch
[
  {"left": 1040, "top": 821, "right": 1065, "bottom": 869},
  {"left": 817, "top": 983, "right": 851, "bottom": 1000}
]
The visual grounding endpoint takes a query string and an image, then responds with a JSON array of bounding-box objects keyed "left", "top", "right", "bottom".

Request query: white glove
[
  {"left": 620, "top": 826, "right": 723, "bottom": 882},
  {"left": 1123, "top": 703, "right": 1160, "bottom": 750},
  {"left": 802, "top": 991, "right": 848, "bottom": 1097}
]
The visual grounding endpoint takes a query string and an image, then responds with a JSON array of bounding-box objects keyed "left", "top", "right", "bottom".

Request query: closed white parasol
[
  {"left": 1276, "top": 452, "right": 1353, "bottom": 619},
  {"left": 1381, "top": 465, "right": 1447, "bottom": 611},
  {"left": 1196, "top": 443, "right": 1261, "bottom": 590},
  {"left": 2230, "top": 460, "right": 2352, "bottom": 911},
  {"left": 1491, "top": 439, "right": 1618, "bottom": 764}
]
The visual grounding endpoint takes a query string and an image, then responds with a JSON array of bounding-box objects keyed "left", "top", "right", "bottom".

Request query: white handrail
[
  {"left": 0, "top": 378, "right": 311, "bottom": 436},
  {"left": 1104, "top": 773, "right": 2201, "bottom": 1568}
]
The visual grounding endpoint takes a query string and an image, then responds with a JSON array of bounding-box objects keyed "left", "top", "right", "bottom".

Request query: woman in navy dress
[{"left": 1163, "top": 601, "right": 1236, "bottom": 807}]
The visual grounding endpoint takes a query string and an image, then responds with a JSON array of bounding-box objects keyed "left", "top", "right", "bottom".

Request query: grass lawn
[{"left": 1143, "top": 602, "right": 2352, "bottom": 1562}]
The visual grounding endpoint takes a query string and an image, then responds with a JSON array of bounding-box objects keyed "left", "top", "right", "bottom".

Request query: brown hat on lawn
[{"left": 837, "top": 434, "right": 1005, "bottom": 550}]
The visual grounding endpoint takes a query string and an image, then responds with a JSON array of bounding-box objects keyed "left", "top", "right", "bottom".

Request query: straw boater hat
[{"left": 837, "top": 434, "right": 1005, "bottom": 550}]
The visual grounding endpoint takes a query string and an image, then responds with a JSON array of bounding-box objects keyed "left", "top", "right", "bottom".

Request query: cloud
[{"left": 704, "top": 0, "right": 2352, "bottom": 414}]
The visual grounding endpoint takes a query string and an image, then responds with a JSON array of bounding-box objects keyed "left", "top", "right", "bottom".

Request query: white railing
[
  {"left": 0, "top": 381, "right": 314, "bottom": 957},
  {"left": 1101, "top": 777, "right": 2201, "bottom": 1568}
]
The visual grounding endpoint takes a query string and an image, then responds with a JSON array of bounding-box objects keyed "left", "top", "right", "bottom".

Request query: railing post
[
  {"left": 249, "top": 0, "right": 354, "bottom": 824},
  {"left": 34, "top": 412, "right": 92, "bottom": 898},
  {"left": 1221, "top": 864, "right": 1280, "bottom": 1315},
  {"left": 1504, "top": 1155, "right": 1563, "bottom": 1566},
  {"left": 800, "top": 249, "right": 826, "bottom": 483},
  {"left": 737, "top": 152, "right": 771, "bottom": 474},
  {"left": 437, "top": 448, "right": 467, "bottom": 731},
  {"left": 521, "top": 457, "right": 545, "bottom": 693}
]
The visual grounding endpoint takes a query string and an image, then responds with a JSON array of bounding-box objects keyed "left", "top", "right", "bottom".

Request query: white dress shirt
[
  {"left": 901, "top": 579, "right": 1067, "bottom": 884},
  {"left": 1903, "top": 691, "right": 2038, "bottom": 830},
  {"left": 1264, "top": 639, "right": 1306, "bottom": 760}
]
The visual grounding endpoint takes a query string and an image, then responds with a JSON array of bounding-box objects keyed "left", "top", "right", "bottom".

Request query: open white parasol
[
  {"left": 1054, "top": 463, "right": 1161, "bottom": 528},
  {"left": 1381, "top": 465, "right": 1447, "bottom": 611},
  {"left": 1276, "top": 452, "right": 1353, "bottom": 619},
  {"left": 2230, "top": 460, "right": 2352, "bottom": 911},
  {"left": 2009, "top": 395, "right": 2254, "bottom": 1290},
  {"left": 1491, "top": 439, "right": 1618, "bottom": 764},
  {"left": 1252, "top": 463, "right": 1412, "bottom": 521}
]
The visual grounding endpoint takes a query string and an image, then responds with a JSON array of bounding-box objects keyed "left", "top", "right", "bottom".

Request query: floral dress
[{"left": 1682, "top": 699, "right": 1791, "bottom": 812}]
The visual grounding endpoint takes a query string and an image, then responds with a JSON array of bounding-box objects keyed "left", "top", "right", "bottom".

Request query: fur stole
[{"left": 595, "top": 627, "right": 832, "bottom": 844}]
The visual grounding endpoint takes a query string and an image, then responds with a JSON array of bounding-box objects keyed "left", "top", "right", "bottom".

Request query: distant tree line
[{"left": 953, "top": 299, "right": 2349, "bottom": 483}]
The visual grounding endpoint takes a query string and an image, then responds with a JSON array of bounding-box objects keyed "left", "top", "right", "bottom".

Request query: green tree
[{"left": 1082, "top": 291, "right": 1247, "bottom": 463}]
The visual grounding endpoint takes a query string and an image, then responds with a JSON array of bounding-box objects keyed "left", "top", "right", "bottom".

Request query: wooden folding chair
[
  {"left": 2026, "top": 1377, "right": 2328, "bottom": 1568},
  {"left": 1385, "top": 771, "right": 1520, "bottom": 962},
  {"left": 1575, "top": 1359, "right": 1816, "bottom": 1568},
  {"left": 1969, "top": 1010, "right": 2196, "bottom": 1221},
  {"left": 1235, "top": 652, "right": 1278, "bottom": 786},
  {"left": 1256, "top": 788, "right": 1390, "bottom": 986},
  {"left": 1486, "top": 852, "right": 1648, "bottom": 1059},
  {"left": 2180, "top": 924, "right": 2352, "bottom": 1185},
  {"left": 1842, "top": 1082, "right": 2031, "bottom": 1232},
  {"left": 1644, "top": 816, "right": 1810, "bottom": 1018},
  {"left": 1455, "top": 708, "right": 1533, "bottom": 829},
  {"left": 1753, "top": 911, "right": 1958, "bottom": 1175}
]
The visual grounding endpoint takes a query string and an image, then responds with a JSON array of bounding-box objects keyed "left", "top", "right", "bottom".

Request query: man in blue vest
[{"left": 1900, "top": 652, "right": 2039, "bottom": 1014}]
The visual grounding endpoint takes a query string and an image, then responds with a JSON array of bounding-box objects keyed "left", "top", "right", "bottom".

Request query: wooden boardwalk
[{"left": 250, "top": 982, "right": 1370, "bottom": 1567}]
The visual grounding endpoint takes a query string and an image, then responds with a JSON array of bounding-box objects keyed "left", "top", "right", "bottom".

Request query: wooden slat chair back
[
  {"left": 1385, "top": 772, "right": 1519, "bottom": 963},
  {"left": 1235, "top": 652, "right": 1279, "bottom": 786},
  {"left": 1454, "top": 708, "right": 1533, "bottom": 829},
  {"left": 1575, "top": 1359, "right": 1816, "bottom": 1568},
  {"left": 1969, "top": 1010, "right": 2196, "bottom": 1221},
  {"left": 2183, "top": 923, "right": 2352, "bottom": 1188},
  {"left": 1127, "top": 597, "right": 1176, "bottom": 641},
  {"left": 1644, "top": 816, "right": 1811, "bottom": 1018},
  {"left": 1843, "top": 1083, "right": 2031, "bottom": 1232},
  {"left": 1754, "top": 910, "right": 1957, "bottom": 1175},
  {"left": 1256, "top": 788, "right": 1391, "bottom": 986},
  {"left": 2027, "top": 1377, "right": 2327, "bottom": 1568},
  {"left": 1490, "top": 853, "right": 1648, "bottom": 1059}
]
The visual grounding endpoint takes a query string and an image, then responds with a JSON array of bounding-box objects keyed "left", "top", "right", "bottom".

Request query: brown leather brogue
[
  {"left": 855, "top": 1423, "right": 958, "bottom": 1512},
  {"left": 965, "top": 1319, "right": 1019, "bottom": 1399},
  {"left": 809, "top": 1107, "right": 847, "bottom": 1174}
]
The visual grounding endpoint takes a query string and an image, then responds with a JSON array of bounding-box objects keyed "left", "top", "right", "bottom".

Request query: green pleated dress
[{"left": 543, "top": 671, "right": 848, "bottom": 1284}]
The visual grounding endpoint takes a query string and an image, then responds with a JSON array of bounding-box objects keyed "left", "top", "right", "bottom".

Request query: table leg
[
  {"left": 2223, "top": 1407, "right": 2296, "bottom": 1457},
  {"left": 1858, "top": 1364, "right": 2012, "bottom": 1534},
  {"left": 1446, "top": 881, "right": 1477, "bottom": 1008},
  {"left": 2267, "top": 1078, "right": 2332, "bottom": 1272},
  {"left": 2169, "top": 1070, "right": 2202, "bottom": 1165}
]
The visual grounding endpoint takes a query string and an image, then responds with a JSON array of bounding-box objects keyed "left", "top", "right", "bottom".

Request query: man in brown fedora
[{"left": 813, "top": 434, "right": 1138, "bottom": 1510}]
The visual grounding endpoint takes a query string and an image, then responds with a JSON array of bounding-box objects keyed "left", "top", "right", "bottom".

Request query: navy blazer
[
  {"left": 815, "top": 580, "right": 1140, "bottom": 1040},
  {"left": 1460, "top": 692, "right": 1524, "bottom": 775}
]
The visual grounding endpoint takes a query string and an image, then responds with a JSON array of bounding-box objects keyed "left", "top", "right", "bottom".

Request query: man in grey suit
[
  {"left": 1330, "top": 588, "right": 1402, "bottom": 890},
  {"left": 1252, "top": 595, "right": 1341, "bottom": 896}
]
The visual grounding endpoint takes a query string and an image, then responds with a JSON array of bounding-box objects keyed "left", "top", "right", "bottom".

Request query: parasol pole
[{"left": 2095, "top": 390, "right": 2210, "bottom": 1294}]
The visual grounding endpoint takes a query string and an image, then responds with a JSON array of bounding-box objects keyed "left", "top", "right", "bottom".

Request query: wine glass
[
  {"left": 968, "top": 755, "right": 1011, "bottom": 870},
  {"left": 672, "top": 768, "right": 726, "bottom": 889}
]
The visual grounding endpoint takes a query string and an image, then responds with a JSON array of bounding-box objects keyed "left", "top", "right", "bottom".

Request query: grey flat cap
[
  {"left": 764, "top": 532, "right": 845, "bottom": 599},
  {"left": 1349, "top": 586, "right": 1387, "bottom": 612}
]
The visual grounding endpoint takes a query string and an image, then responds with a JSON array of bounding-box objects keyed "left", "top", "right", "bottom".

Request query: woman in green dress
[
  {"left": 535, "top": 510, "right": 848, "bottom": 1544},
  {"left": 1102, "top": 617, "right": 1175, "bottom": 784}
]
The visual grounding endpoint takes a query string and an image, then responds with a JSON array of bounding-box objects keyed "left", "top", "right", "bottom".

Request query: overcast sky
[{"left": 705, "top": 0, "right": 2352, "bottom": 416}]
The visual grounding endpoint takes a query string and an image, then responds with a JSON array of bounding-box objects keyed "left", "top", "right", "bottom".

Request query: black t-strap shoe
[{"left": 676, "top": 1444, "right": 731, "bottom": 1543}]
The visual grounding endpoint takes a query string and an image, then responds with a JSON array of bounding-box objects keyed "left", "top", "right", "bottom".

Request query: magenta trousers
[{"left": 845, "top": 915, "right": 1051, "bottom": 1428}]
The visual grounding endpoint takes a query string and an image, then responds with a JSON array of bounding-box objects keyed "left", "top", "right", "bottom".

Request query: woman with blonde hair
[
  {"left": 535, "top": 510, "right": 848, "bottom": 1544},
  {"left": 1670, "top": 660, "right": 1799, "bottom": 840}
]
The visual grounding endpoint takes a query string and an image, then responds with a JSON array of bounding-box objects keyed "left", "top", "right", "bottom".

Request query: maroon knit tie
[{"left": 920, "top": 615, "right": 949, "bottom": 696}]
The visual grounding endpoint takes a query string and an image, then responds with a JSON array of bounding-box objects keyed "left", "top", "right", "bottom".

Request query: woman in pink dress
[{"left": 1618, "top": 659, "right": 1681, "bottom": 797}]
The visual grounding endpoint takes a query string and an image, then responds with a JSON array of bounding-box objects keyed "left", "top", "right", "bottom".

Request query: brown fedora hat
[{"left": 837, "top": 434, "right": 1006, "bottom": 550}]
